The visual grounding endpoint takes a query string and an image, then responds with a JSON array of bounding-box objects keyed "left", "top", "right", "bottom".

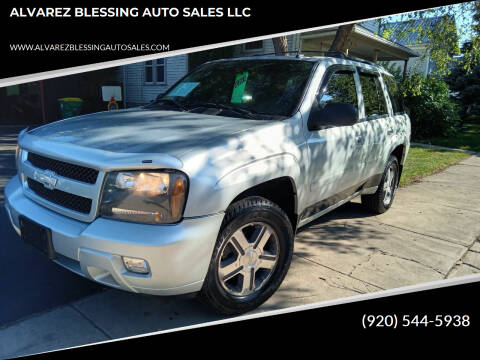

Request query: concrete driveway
[{"left": 1, "top": 135, "right": 479, "bottom": 357}]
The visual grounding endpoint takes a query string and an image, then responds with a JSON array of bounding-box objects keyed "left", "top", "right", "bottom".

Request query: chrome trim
[
  {"left": 20, "top": 150, "right": 105, "bottom": 223},
  {"left": 5, "top": 203, "right": 21, "bottom": 236},
  {"left": 297, "top": 186, "right": 377, "bottom": 228},
  {"left": 33, "top": 169, "right": 58, "bottom": 190}
]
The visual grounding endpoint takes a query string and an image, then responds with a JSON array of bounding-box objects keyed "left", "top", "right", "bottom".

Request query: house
[
  {"left": 120, "top": 55, "right": 188, "bottom": 108},
  {"left": 378, "top": 16, "right": 457, "bottom": 76},
  {"left": 119, "top": 21, "right": 419, "bottom": 107}
]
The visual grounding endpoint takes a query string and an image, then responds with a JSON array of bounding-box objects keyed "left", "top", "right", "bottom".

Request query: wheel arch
[
  {"left": 390, "top": 143, "right": 407, "bottom": 181},
  {"left": 228, "top": 176, "right": 299, "bottom": 232}
]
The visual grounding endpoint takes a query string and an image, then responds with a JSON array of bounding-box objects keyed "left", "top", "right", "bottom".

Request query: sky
[{"left": 379, "top": 1, "right": 477, "bottom": 46}]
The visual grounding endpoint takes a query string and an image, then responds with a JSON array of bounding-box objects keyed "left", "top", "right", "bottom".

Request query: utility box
[{"left": 58, "top": 97, "right": 83, "bottom": 119}]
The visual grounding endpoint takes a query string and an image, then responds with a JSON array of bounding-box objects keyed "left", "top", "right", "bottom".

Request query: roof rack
[{"left": 251, "top": 50, "right": 378, "bottom": 67}]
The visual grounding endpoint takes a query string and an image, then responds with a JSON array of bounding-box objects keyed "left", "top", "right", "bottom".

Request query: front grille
[
  {"left": 27, "top": 152, "right": 99, "bottom": 184},
  {"left": 27, "top": 178, "right": 92, "bottom": 214}
]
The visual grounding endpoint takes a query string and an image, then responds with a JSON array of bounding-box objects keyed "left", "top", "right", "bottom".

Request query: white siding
[
  {"left": 387, "top": 44, "right": 433, "bottom": 76},
  {"left": 121, "top": 54, "right": 188, "bottom": 106},
  {"left": 233, "top": 35, "right": 299, "bottom": 57}
]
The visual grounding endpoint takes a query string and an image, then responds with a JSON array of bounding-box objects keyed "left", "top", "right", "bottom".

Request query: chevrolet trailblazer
[{"left": 5, "top": 52, "right": 410, "bottom": 314}]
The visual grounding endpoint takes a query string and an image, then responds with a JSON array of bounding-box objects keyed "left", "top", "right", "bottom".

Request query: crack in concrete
[
  {"left": 469, "top": 247, "right": 480, "bottom": 254},
  {"left": 462, "top": 262, "right": 480, "bottom": 271},
  {"left": 348, "top": 252, "right": 375, "bottom": 277},
  {"left": 374, "top": 221, "right": 475, "bottom": 248},
  {"left": 445, "top": 238, "right": 480, "bottom": 278},
  {"left": 326, "top": 283, "right": 365, "bottom": 295},
  {"left": 375, "top": 250, "right": 446, "bottom": 277},
  {"left": 417, "top": 202, "right": 480, "bottom": 215},
  {"left": 69, "top": 303, "right": 112, "bottom": 340},
  {"left": 461, "top": 263, "right": 480, "bottom": 271},
  {"left": 419, "top": 179, "right": 480, "bottom": 190},
  {"left": 293, "top": 254, "right": 384, "bottom": 291}
]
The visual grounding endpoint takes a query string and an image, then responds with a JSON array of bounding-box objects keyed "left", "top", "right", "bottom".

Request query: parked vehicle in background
[{"left": 5, "top": 52, "right": 410, "bottom": 314}]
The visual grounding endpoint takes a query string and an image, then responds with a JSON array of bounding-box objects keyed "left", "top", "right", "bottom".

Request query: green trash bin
[{"left": 58, "top": 97, "right": 83, "bottom": 119}]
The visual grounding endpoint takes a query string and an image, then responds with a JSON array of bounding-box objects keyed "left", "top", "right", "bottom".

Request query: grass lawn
[
  {"left": 399, "top": 146, "right": 470, "bottom": 187},
  {"left": 419, "top": 123, "right": 480, "bottom": 153}
]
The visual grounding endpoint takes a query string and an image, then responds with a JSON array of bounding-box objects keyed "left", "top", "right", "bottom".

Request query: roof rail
[
  {"left": 251, "top": 49, "right": 379, "bottom": 66},
  {"left": 251, "top": 50, "right": 348, "bottom": 58},
  {"left": 251, "top": 51, "right": 303, "bottom": 57}
]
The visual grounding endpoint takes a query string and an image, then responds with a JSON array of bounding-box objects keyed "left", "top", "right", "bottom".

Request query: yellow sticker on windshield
[{"left": 231, "top": 72, "right": 248, "bottom": 104}]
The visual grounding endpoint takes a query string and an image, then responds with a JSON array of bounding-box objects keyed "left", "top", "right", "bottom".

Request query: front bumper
[{"left": 4, "top": 176, "right": 224, "bottom": 295}]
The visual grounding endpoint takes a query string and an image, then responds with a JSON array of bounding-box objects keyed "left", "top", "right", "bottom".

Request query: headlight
[{"left": 100, "top": 170, "right": 188, "bottom": 224}]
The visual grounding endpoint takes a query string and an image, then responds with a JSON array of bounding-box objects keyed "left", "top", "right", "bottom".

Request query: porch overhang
[{"left": 300, "top": 24, "right": 418, "bottom": 62}]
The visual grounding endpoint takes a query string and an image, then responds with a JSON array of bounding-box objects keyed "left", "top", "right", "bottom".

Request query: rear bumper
[{"left": 5, "top": 176, "right": 224, "bottom": 295}]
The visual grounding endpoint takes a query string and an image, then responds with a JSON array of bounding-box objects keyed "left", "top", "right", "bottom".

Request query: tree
[
  {"left": 446, "top": 60, "right": 480, "bottom": 119},
  {"left": 329, "top": 24, "right": 355, "bottom": 52},
  {"left": 272, "top": 36, "right": 288, "bottom": 55},
  {"left": 378, "top": 1, "right": 480, "bottom": 76},
  {"left": 273, "top": 2, "right": 480, "bottom": 75},
  {"left": 271, "top": 24, "right": 356, "bottom": 55}
]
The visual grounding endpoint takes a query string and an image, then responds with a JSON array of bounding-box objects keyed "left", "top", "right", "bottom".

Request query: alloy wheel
[
  {"left": 383, "top": 164, "right": 397, "bottom": 206},
  {"left": 218, "top": 222, "right": 280, "bottom": 297}
]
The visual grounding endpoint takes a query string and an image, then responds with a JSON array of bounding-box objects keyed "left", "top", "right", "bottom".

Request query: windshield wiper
[
  {"left": 187, "top": 102, "right": 259, "bottom": 119},
  {"left": 146, "top": 98, "right": 187, "bottom": 111}
]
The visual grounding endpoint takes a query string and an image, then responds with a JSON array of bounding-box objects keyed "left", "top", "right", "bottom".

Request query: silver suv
[{"left": 5, "top": 53, "right": 410, "bottom": 314}]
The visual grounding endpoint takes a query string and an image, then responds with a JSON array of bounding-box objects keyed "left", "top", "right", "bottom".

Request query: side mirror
[{"left": 308, "top": 102, "right": 358, "bottom": 131}]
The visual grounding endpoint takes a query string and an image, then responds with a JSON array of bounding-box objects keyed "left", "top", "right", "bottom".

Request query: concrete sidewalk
[{"left": 1, "top": 155, "right": 480, "bottom": 358}]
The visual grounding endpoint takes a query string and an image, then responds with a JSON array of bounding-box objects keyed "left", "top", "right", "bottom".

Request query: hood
[{"left": 27, "top": 109, "right": 272, "bottom": 157}]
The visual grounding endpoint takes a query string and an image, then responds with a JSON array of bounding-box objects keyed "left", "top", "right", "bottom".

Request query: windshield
[{"left": 146, "top": 59, "right": 315, "bottom": 119}]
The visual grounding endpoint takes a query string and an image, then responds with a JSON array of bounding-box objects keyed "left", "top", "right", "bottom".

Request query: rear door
[
  {"left": 356, "top": 68, "right": 392, "bottom": 179},
  {"left": 306, "top": 65, "right": 369, "bottom": 207},
  {"left": 382, "top": 73, "right": 409, "bottom": 162}
]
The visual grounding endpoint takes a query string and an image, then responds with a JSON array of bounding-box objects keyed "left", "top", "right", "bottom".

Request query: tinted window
[
  {"left": 150, "top": 60, "right": 315, "bottom": 118},
  {"left": 318, "top": 70, "right": 358, "bottom": 110},
  {"left": 359, "top": 73, "right": 388, "bottom": 119},
  {"left": 383, "top": 75, "right": 405, "bottom": 114}
]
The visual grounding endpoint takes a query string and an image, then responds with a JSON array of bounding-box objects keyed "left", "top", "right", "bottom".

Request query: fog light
[{"left": 122, "top": 256, "right": 149, "bottom": 274}]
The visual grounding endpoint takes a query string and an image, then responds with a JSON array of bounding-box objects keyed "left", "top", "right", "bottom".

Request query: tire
[
  {"left": 200, "top": 196, "right": 294, "bottom": 315},
  {"left": 361, "top": 155, "right": 400, "bottom": 214}
]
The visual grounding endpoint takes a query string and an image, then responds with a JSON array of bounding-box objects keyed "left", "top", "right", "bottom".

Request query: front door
[{"left": 306, "top": 66, "right": 368, "bottom": 210}]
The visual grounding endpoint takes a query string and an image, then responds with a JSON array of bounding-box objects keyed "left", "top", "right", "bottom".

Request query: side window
[
  {"left": 318, "top": 70, "right": 358, "bottom": 111},
  {"left": 383, "top": 75, "right": 405, "bottom": 115},
  {"left": 359, "top": 72, "right": 388, "bottom": 119}
]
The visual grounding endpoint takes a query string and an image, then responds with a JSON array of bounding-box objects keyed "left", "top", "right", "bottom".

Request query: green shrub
[{"left": 399, "top": 73, "right": 460, "bottom": 139}]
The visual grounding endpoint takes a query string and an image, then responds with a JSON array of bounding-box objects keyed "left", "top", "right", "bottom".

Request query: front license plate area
[{"left": 19, "top": 216, "right": 56, "bottom": 259}]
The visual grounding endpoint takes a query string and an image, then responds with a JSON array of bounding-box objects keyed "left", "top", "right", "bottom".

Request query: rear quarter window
[
  {"left": 383, "top": 74, "right": 405, "bottom": 115},
  {"left": 358, "top": 72, "right": 389, "bottom": 120}
]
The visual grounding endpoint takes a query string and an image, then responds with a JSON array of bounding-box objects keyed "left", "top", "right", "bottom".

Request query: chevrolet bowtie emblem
[{"left": 34, "top": 169, "right": 58, "bottom": 190}]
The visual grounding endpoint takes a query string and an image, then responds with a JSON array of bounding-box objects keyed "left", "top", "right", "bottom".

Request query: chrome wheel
[
  {"left": 218, "top": 222, "right": 280, "bottom": 297},
  {"left": 383, "top": 164, "right": 397, "bottom": 206}
]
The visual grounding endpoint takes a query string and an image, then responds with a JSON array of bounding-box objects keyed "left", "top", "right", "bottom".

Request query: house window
[
  {"left": 244, "top": 40, "right": 263, "bottom": 51},
  {"left": 145, "top": 59, "right": 165, "bottom": 84}
]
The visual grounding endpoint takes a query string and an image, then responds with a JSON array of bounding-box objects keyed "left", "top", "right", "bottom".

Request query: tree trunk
[
  {"left": 329, "top": 24, "right": 355, "bottom": 53},
  {"left": 272, "top": 36, "right": 289, "bottom": 55}
]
